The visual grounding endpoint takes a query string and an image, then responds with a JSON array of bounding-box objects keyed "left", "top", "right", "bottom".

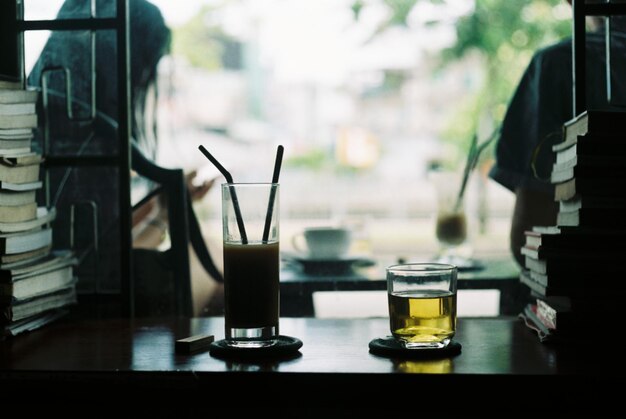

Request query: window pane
[{"left": 152, "top": 0, "right": 522, "bottom": 260}]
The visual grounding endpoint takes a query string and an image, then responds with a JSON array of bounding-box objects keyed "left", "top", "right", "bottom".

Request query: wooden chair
[{"left": 131, "top": 145, "right": 223, "bottom": 317}]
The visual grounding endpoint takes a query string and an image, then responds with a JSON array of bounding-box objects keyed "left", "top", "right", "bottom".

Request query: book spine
[
  {"left": 519, "top": 270, "right": 548, "bottom": 296},
  {"left": 0, "top": 164, "right": 40, "bottom": 184},
  {"left": 555, "top": 178, "right": 626, "bottom": 201},
  {"left": 551, "top": 162, "right": 626, "bottom": 184},
  {"left": 524, "top": 255, "right": 622, "bottom": 275},
  {"left": 556, "top": 118, "right": 588, "bottom": 150},
  {"left": 557, "top": 208, "right": 626, "bottom": 228},
  {"left": 0, "top": 266, "right": 74, "bottom": 299}
]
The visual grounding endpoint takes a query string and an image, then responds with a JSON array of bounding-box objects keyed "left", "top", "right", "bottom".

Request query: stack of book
[
  {"left": 519, "top": 110, "right": 626, "bottom": 342},
  {"left": 0, "top": 76, "right": 77, "bottom": 338}
]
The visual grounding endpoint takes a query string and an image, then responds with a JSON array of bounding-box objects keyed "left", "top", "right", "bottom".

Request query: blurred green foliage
[
  {"left": 362, "top": 0, "right": 572, "bottom": 161},
  {"left": 440, "top": 0, "right": 571, "bottom": 156},
  {"left": 172, "top": 5, "right": 227, "bottom": 71},
  {"left": 173, "top": 0, "right": 574, "bottom": 168},
  {"left": 283, "top": 148, "right": 330, "bottom": 171}
]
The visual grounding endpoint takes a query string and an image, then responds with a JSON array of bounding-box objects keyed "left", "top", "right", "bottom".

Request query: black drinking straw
[
  {"left": 262, "top": 145, "right": 284, "bottom": 243},
  {"left": 198, "top": 145, "right": 248, "bottom": 244}
]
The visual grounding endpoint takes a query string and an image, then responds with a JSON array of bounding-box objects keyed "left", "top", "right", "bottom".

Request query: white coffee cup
[{"left": 292, "top": 227, "right": 352, "bottom": 259}]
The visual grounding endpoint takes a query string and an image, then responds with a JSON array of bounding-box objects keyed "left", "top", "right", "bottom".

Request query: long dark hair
[
  {"left": 28, "top": 0, "right": 171, "bottom": 158},
  {"left": 26, "top": 0, "right": 172, "bottom": 289}
]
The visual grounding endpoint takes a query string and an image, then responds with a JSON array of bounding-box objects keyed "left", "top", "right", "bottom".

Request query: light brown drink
[
  {"left": 223, "top": 242, "right": 280, "bottom": 331},
  {"left": 388, "top": 289, "right": 456, "bottom": 346},
  {"left": 436, "top": 212, "right": 467, "bottom": 246}
]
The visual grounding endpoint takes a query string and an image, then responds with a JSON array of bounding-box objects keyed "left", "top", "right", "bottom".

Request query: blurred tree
[
  {"left": 172, "top": 5, "right": 241, "bottom": 71},
  {"left": 440, "top": 0, "right": 571, "bottom": 153},
  {"left": 354, "top": 0, "right": 572, "bottom": 158}
]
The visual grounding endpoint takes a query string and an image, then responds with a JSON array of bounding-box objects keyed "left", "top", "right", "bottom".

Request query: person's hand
[{"left": 186, "top": 170, "right": 216, "bottom": 202}]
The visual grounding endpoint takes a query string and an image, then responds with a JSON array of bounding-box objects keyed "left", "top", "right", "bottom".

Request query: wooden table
[
  {"left": 0, "top": 316, "right": 619, "bottom": 411},
  {"left": 280, "top": 256, "right": 525, "bottom": 316}
]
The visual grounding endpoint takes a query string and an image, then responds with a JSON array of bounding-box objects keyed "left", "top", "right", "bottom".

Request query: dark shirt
[{"left": 489, "top": 30, "right": 626, "bottom": 194}]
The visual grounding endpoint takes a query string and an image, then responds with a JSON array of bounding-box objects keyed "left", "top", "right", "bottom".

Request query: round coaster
[
  {"left": 209, "top": 335, "right": 303, "bottom": 360},
  {"left": 369, "top": 336, "right": 462, "bottom": 359}
]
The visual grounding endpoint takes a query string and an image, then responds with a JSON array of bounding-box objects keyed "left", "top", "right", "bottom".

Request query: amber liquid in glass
[{"left": 388, "top": 290, "right": 456, "bottom": 346}]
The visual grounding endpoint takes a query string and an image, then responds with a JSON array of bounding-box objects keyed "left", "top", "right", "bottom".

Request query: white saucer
[
  {"left": 282, "top": 252, "right": 375, "bottom": 274},
  {"left": 289, "top": 252, "right": 355, "bottom": 262},
  {"left": 431, "top": 255, "right": 484, "bottom": 271}
]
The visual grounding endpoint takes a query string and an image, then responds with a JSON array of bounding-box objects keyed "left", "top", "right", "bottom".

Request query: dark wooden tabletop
[
  {"left": 0, "top": 316, "right": 547, "bottom": 374},
  {"left": 0, "top": 316, "right": 621, "bottom": 411}
]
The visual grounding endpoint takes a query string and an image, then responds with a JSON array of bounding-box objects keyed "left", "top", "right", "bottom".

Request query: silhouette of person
[
  {"left": 489, "top": 2, "right": 626, "bottom": 266},
  {"left": 28, "top": 0, "right": 223, "bottom": 315}
]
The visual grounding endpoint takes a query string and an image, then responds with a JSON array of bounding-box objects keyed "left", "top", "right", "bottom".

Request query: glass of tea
[
  {"left": 386, "top": 263, "right": 457, "bottom": 349},
  {"left": 222, "top": 183, "right": 280, "bottom": 347},
  {"left": 432, "top": 171, "right": 471, "bottom": 266}
]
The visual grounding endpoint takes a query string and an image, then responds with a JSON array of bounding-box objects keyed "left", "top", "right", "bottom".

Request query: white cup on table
[{"left": 292, "top": 227, "right": 352, "bottom": 259}]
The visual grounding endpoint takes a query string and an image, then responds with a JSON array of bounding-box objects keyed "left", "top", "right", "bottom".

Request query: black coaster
[
  {"left": 369, "top": 336, "right": 462, "bottom": 359},
  {"left": 209, "top": 335, "right": 303, "bottom": 360}
]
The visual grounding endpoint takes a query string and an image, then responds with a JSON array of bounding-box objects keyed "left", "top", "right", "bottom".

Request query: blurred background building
[{"left": 23, "top": 0, "right": 572, "bottom": 314}]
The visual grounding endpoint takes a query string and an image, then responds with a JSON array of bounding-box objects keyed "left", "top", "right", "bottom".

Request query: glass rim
[
  {"left": 386, "top": 262, "right": 457, "bottom": 273},
  {"left": 221, "top": 182, "right": 279, "bottom": 187}
]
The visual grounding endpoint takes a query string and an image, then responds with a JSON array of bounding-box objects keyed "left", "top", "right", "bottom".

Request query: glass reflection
[
  {"left": 226, "top": 361, "right": 279, "bottom": 372},
  {"left": 132, "top": 327, "right": 174, "bottom": 370},
  {"left": 392, "top": 358, "right": 453, "bottom": 374}
]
